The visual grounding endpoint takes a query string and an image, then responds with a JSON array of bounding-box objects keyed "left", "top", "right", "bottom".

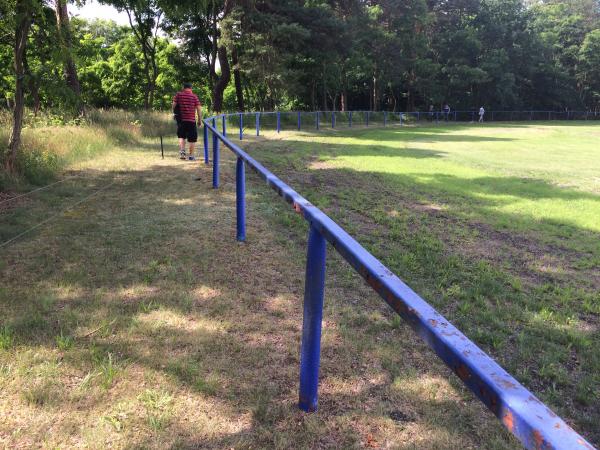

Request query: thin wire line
[
  {"left": 0, "top": 176, "right": 78, "bottom": 206},
  {"left": 0, "top": 180, "right": 115, "bottom": 250}
]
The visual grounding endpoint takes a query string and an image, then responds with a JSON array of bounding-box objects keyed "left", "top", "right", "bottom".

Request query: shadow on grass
[{"left": 1, "top": 153, "right": 598, "bottom": 447}]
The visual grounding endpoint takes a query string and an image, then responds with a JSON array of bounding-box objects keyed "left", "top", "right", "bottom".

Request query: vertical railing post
[
  {"left": 349, "top": 111, "right": 352, "bottom": 128},
  {"left": 316, "top": 112, "right": 320, "bottom": 130},
  {"left": 366, "top": 111, "right": 369, "bottom": 127},
  {"left": 331, "top": 111, "right": 335, "bottom": 128},
  {"left": 298, "top": 111, "right": 301, "bottom": 131},
  {"left": 256, "top": 113, "right": 260, "bottom": 136},
  {"left": 548, "top": 111, "right": 551, "bottom": 121},
  {"left": 400, "top": 112, "right": 403, "bottom": 126},
  {"left": 203, "top": 121, "right": 209, "bottom": 164},
  {"left": 383, "top": 111, "right": 387, "bottom": 127},
  {"left": 277, "top": 111, "right": 281, "bottom": 133},
  {"left": 417, "top": 111, "right": 420, "bottom": 121},
  {"left": 239, "top": 113, "right": 243, "bottom": 140},
  {"left": 236, "top": 157, "right": 246, "bottom": 242},
  {"left": 212, "top": 118, "right": 219, "bottom": 189},
  {"left": 436, "top": 112, "right": 439, "bottom": 124},
  {"left": 298, "top": 225, "right": 327, "bottom": 412},
  {"left": 222, "top": 114, "right": 227, "bottom": 136}
]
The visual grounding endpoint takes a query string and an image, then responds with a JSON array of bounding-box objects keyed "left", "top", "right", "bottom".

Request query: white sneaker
[{"left": 179, "top": 150, "right": 186, "bottom": 160}]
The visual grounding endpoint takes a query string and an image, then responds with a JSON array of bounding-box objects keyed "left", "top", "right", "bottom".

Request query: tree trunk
[
  {"left": 212, "top": 46, "right": 231, "bottom": 112},
  {"left": 340, "top": 90, "right": 346, "bottom": 112},
  {"left": 231, "top": 47, "right": 244, "bottom": 112},
  {"left": 6, "top": 0, "right": 32, "bottom": 172},
  {"left": 55, "top": 0, "right": 84, "bottom": 115}
]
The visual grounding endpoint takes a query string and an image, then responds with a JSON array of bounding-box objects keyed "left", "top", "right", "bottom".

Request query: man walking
[
  {"left": 443, "top": 103, "right": 450, "bottom": 122},
  {"left": 479, "top": 106, "right": 485, "bottom": 123},
  {"left": 173, "top": 82, "right": 202, "bottom": 160}
]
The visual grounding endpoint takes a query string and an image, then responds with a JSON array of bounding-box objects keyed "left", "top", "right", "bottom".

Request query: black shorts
[{"left": 177, "top": 121, "right": 198, "bottom": 143}]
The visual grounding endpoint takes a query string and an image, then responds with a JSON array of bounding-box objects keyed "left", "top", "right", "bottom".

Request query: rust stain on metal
[
  {"left": 292, "top": 202, "right": 303, "bottom": 214},
  {"left": 502, "top": 411, "right": 515, "bottom": 432},
  {"left": 532, "top": 430, "right": 544, "bottom": 450},
  {"left": 456, "top": 364, "right": 470, "bottom": 381},
  {"left": 429, "top": 319, "right": 438, "bottom": 327},
  {"left": 577, "top": 438, "right": 596, "bottom": 449},
  {"left": 554, "top": 423, "right": 561, "bottom": 429}
]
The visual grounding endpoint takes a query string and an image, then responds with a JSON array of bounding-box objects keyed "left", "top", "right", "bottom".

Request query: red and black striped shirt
[{"left": 173, "top": 90, "right": 201, "bottom": 122}]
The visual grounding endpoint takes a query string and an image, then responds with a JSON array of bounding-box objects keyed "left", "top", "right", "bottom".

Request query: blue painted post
[
  {"left": 239, "top": 113, "right": 243, "bottom": 140},
  {"left": 417, "top": 111, "right": 420, "bottom": 121},
  {"left": 316, "top": 112, "right": 320, "bottom": 130},
  {"left": 236, "top": 157, "right": 246, "bottom": 242},
  {"left": 436, "top": 112, "right": 439, "bottom": 124},
  {"left": 366, "top": 111, "right": 369, "bottom": 127},
  {"left": 256, "top": 113, "right": 260, "bottom": 136},
  {"left": 212, "top": 118, "right": 219, "bottom": 189},
  {"left": 400, "top": 112, "right": 403, "bottom": 127},
  {"left": 298, "top": 225, "right": 327, "bottom": 412},
  {"left": 331, "top": 112, "right": 335, "bottom": 128},
  {"left": 277, "top": 112, "right": 281, "bottom": 133},
  {"left": 383, "top": 111, "right": 387, "bottom": 127},
  {"left": 298, "top": 111, "right": 301, "bottom": 131},
  {"left": 548, "top": 111, "right": 551, "bottom": 121},
  {"left": 203, "top": 121, "right": 209, "bottom": 164},
  {"left": 222, "top": 114, "right": 227, "bottom": 136},
  {"left": 349, "top": 111, "right": 352, "bottom": 128}
]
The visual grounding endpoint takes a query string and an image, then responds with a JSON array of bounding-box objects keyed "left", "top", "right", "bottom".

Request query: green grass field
[{"left": 0, "top": 119, "right": 598, "bottom": 448}]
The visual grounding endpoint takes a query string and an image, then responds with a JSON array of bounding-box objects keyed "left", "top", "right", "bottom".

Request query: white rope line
[
  {"left": 0, "top": 179, "right": 116, "bottom": 249},
  {"left": 0, "top": 175, "right": 78, "bottom": 206}
]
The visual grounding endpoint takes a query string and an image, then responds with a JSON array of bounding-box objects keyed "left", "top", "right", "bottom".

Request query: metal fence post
[
  {"left": 400, "top": 112, "right": 403, "bottom": 127},
  {"left": 417, "top": 111, "right": 420, "bottom": 121},
  {"left": 383, "top": 111, "right": 387, "bottom": 127},
  {"left": 212, "top": 118, "right": 219, "bottom": 189},
  {"left": 349, "top": 111, "right": 352, "bottom": 127},
  {"left": 277, "top": 112, "right": 281, "bottom": 133},
  {"left": 366, "top": 111, "right": 369, "bottom": 127},
  {"left": 436, "top": 112, "right": 439, "bottom": 124},
  {"left": 455, "top": 111, "right": 457, "bottom": 121},
  {"left": 331, "top": 111, "right": 335, "bottom": 128},
  {"left": 236, "top": 157, "right": 246, "bottom": 242},
  {"left": 203, "top": 121, "right": 209, "bottom": 164},
  {"left": 222, "top": 114, "right": 227, "bottom": 136},
  {"left": 316, "top": 112, "right": 320, "bottom": 130},
  {"left": 256, "top": 113, "right": 260, "bottom": 136},
  {"left": 298, "top": 111, "right": 301, "bottom": 131},
  {"left": 298, "top": 225, "right": 327, "bottom": 412},
  {"left": 239, "top": 113, "right": 243, "bottom": 140}
]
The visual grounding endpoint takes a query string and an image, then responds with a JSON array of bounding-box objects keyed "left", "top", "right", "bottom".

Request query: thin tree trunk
[
  {"left": 212, "top": 46, "right": 231, "bottom": 112},
  {"left": 55, "top": 0, "right": 83, "bottom": 115},
  {"left": 6, "top": 0, "right": 32, "bottom": 172},
  {"left": 231, "top": 47, "right": 244, "bottom": 111}
]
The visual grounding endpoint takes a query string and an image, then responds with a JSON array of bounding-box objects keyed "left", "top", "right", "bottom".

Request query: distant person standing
[
  {"left": 173, "top": 82, "right": 202, "bottom": 160},
  {"left": 428, "top": 104, "right": 434, "bottom": 121},
  {"left": 443, "top": 103, "right": 450, "bottom": 122},
  {"left": 479, "top": 106, "right": 485, "bottom": 123}
]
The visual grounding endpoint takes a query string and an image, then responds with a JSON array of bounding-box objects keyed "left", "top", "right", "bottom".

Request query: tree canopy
[{"left": 1, "top": 0, "right": 599, "bottom": 117}]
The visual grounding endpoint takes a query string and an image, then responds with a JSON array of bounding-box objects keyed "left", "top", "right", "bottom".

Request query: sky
[{"left": 71, "top": 1, "right": 130, "bottom": 26}]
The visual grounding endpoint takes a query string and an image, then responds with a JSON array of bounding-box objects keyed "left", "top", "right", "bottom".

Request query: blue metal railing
[{"left": 201, "top": 111, "right": 596, "bottom": 450}]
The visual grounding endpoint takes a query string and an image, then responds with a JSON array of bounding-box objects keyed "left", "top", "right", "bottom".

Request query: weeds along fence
[{"left": 202, "top": 111, "right": 595, "bottom": 450}]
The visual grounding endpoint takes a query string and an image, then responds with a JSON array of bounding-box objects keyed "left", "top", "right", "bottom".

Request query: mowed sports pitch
[
  {"left": 245, "top": 121, "right": 600, "bottom": 441},
  {"left": 0, "top": 120, "right": 598, "bottom": 448}
]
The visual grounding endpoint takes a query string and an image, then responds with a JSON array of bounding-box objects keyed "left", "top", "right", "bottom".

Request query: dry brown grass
[{"left": 0, "top": 132, "right": 520, "bottom": 449}]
